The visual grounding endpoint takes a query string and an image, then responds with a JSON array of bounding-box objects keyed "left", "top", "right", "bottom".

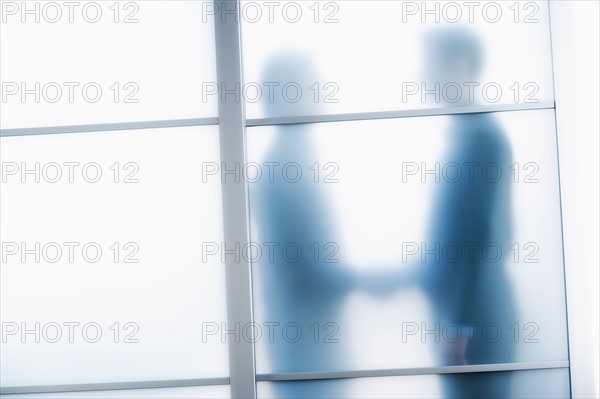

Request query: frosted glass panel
[
  {"left": 241, "top": 0, "right": 554, "bottom": 117},
  {"left": 257, "top": 368, "right": 570, "bottom": 398},
  {"left": 0, "top": 126, "right": 228, "bottom": 385},
  {"left": 0, "top": 385, "right": 230, "bottom": 399},
  {"left": 247, "top": 109, "right": 567, "bottom": 373},
  {"left": 0, "top": 1, "right": 217, "bottom": 128}
]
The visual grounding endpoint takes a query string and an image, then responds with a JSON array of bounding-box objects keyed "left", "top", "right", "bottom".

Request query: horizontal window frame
[
  {"left": 0, "top": 361, "right": 570, "bottom": 396},
  {"left": 246, "top": 102, "right": 555, "bottom": 127},
  {"left": 256, "top": 361, "right": 570, "bottom": 382},
  {"left": 0, "top": 102, "right": 554, "bottom": 138},
  {"left": 0, "top": 378, "right": 230, "bottom": 396},
  {"left": 0, "top": 118, "right": 219, "bottom": 138}
]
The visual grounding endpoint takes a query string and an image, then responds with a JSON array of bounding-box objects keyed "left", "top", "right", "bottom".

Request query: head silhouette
[
  {"left": 260, "top": 50, "right": 320, "bottom": 117},
  {"left": 423, "top": 27, "right": 484, "bottom": 105}
]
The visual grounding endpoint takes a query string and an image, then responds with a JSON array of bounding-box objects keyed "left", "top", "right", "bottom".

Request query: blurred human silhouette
[
  {"left": 358, "top": 26, "right": 518, "bottom": 398},
  {"left": 420, "top": 27, "right": 518, "bottom": 397},
  {"left": 249, "top": 51, "right": 356, "bottom": 398},
  {"left": 250, "top": 29, "right": 518, "bottom": 397}
]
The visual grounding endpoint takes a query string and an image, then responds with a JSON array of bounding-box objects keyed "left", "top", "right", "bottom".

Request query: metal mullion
[{"left": 214, "top": 1, "right": 257, "bottom": 398}]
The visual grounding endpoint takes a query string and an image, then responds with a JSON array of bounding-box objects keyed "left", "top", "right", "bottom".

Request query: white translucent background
[
  {"left": 0, "top": 1, "right": 217, "bottom": 128},
  {"left": 248, "top": 109, "right": 568, "bottom": 373},
  {"left": 0, "top": 126, "right": 228, "bottom": 385},
  {"left": 241, "top": 0, "right": 554, "bottom": 117}
]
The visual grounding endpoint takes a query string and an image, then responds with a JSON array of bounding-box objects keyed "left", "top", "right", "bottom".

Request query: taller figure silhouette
[{"left": 420, "top": 27, "right": 518, "bottom": 397}]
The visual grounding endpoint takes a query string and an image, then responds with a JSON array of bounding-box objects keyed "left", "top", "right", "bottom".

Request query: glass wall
[{"left": 1, "top": 1, "right": 570, "bottom": 397}]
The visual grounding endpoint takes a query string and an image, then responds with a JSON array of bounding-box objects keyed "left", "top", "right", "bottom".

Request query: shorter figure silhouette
[{"left": 250, "top": 52, "right": 383, "bottom": 398}]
